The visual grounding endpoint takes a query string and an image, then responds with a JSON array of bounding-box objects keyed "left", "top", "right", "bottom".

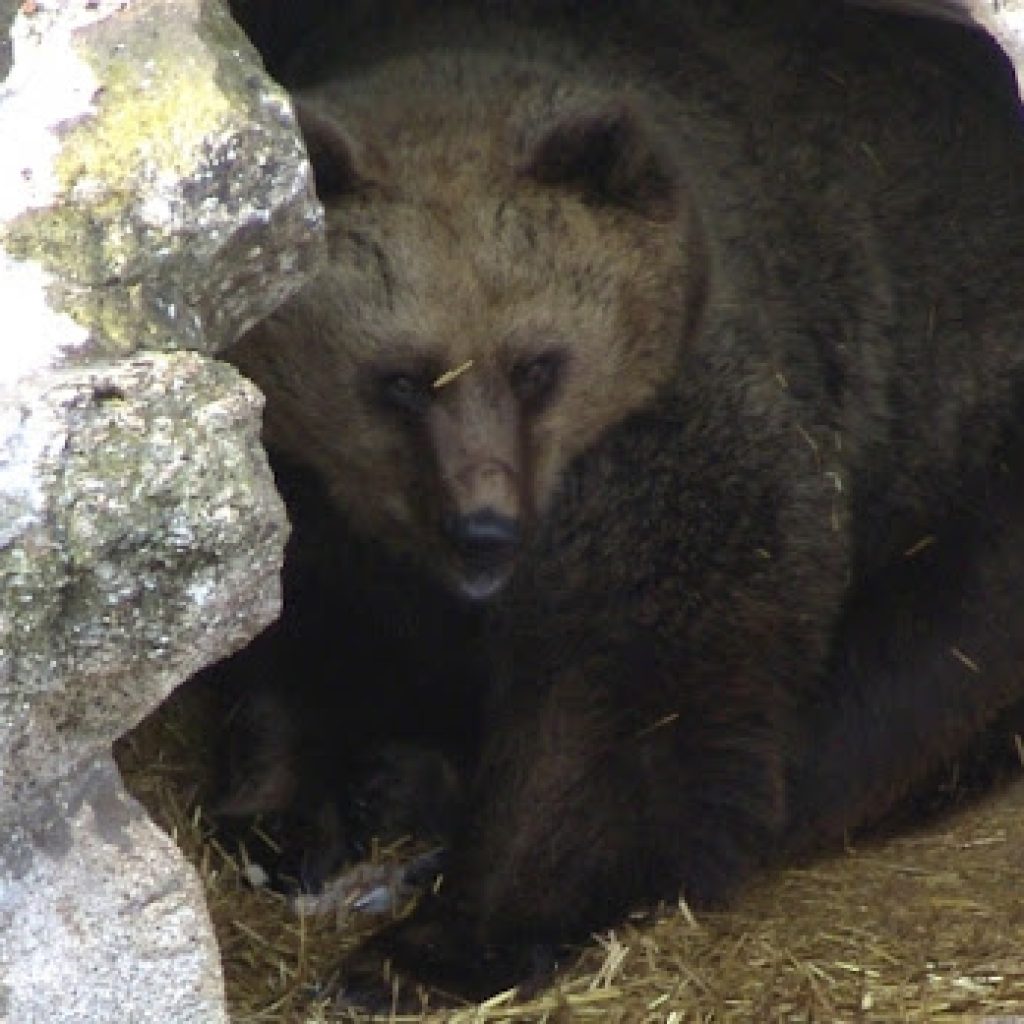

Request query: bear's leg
[
  {"left": 343, "top": 654, "right": 787, "bottom": 1001},
  {"left": 786, "top": 470, "right": 1024, "bottom": 848}
]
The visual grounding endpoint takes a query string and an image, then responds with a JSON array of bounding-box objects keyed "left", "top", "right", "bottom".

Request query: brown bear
[{"left": 219, "top": 0, "right": 1024, "bottom": 1003}]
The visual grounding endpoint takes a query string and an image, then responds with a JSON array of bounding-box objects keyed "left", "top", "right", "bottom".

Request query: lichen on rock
[
  {"left": 0, "top": 0, "right": 323, "bottom": 1021},
  {"left": 0, "top": 0, "right": 324, "bottom": 357}
]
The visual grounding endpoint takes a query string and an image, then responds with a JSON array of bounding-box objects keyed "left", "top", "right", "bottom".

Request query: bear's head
[{"left": 233, "top": 52, "right": 707, "bottom": 600}]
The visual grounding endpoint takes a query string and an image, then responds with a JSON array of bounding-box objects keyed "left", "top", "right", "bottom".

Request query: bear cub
[{"left": 219, "top": 0, "right": 1024, "bottom": 1003}]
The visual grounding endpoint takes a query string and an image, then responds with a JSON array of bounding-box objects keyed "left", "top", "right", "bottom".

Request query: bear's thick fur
[{"left": 220, "top": 0, "right": 1024, "bottom": 1000}]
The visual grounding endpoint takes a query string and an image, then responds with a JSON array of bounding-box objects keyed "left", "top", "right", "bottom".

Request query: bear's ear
[
  {"left": 294, "top": 100, "right": 368, "bottom": 201},
  {"left": 521, "top": 106, "right": 677, "bottom": 219}
]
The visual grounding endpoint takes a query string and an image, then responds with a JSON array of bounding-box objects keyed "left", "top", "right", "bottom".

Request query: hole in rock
[{"left": 117, "top": 1, "right": 1024, "bottom": 1020}]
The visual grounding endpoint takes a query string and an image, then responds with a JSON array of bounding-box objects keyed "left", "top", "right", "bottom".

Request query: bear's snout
[{"left": 442, "top": 508, "right": 520, "bottom": 601}]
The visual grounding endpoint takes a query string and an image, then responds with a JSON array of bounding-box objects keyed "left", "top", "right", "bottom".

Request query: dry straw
[{"left": 117, "top": 683, "right": 1024, "bottom": 1024}]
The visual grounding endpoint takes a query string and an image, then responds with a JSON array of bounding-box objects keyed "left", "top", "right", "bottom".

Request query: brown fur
[
  {"left": 220, "top": 0, "right": 1024, "bottom": 1003},
  {"left": 230, "top": 24, "right": 707, "bottom": 595}
]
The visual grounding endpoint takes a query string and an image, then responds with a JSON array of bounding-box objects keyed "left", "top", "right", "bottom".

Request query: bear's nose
[{"left": 444, "top": 509, "right": 521, "bottom": 569}]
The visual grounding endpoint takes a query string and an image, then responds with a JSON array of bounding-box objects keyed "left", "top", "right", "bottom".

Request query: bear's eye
[
  {"left": 378, "top": 372, "right": 433, "bottom": 416},
  {"left": 511, "top": 351, "right": 565, "bottom": 410}
]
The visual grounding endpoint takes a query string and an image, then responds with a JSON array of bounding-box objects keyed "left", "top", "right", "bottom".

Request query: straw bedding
[{"left": 116, "top": 681, "right": 1024, "bottom": 1023}]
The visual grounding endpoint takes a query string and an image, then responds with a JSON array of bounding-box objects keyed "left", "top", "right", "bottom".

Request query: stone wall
[{"left": 0, "top": 1, "right": 323, "bottom": 1020}]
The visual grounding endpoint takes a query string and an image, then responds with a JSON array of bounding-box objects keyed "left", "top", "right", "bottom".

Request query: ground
[{"left": 117, "top": 681, "right": 1024, "bottom": 1024}]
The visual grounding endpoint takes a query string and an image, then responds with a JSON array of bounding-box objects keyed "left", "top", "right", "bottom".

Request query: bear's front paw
[{"left": 336, "top": 896, "right": 557, "bottom": 1009}]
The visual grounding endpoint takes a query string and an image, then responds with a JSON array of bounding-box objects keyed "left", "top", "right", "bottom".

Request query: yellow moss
[
  {"left": 57, "top": 38, "right": 230, "bottom": 189},
  {"left": 0, "top": 3, "right": 275, "bottom": 354}
]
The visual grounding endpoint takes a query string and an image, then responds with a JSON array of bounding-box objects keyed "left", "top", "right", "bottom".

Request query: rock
[
  {"left": 0, "top": 355, "right": 274, "bottom": 1024},
  {"left": 0, "top": 0, "right": 323, "bottom": 357},
  {"left": 0, "top": 352, "right": 285, "bottom": 822},
  {"left": 852, "top": 1, "right": 1024, "bottom": 100},
  {"left": 0, "top": 758, "right": 226, "bottom": 1024},
  {"left": 969, "top": 0, "right": 1024, "bottom": 97},
  {"left": 0, "top": 0, "right": 322, "bottom": 1021},
  {"left": 0, "top": 4, "right": 13, "bottom": 83}
]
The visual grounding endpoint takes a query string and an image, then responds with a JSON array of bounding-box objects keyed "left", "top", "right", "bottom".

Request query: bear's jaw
[{"left": 453, "top": 562, "right": 515, "bottom": 603}]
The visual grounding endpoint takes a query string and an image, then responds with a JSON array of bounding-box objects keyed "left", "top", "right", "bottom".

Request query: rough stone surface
[
  {"left": 0, "top": 758, "right": 225, "bottom": 1024},
  {"left": 0, "top": 0, "right": 321, "bottom": 1021},
  {"left": 0, "top": 0, "right": 324, "bottom": 358},
  {"left": 0, "top": 352, "right": 284, "bottom": 825},
  {"left": 0, "top": 3, "right": 13, "bottom": 82},
  {"left": 856, "top": 1, "right": 1024, "bottom": 100},
  {"left": 970, "top": 0, "right": 1024, "bottom": 97}
]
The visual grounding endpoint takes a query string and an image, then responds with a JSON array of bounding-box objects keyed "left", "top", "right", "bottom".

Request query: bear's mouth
[
  {"left": 441, "top": 509, "right": 520, "bottom": 602},
  {"left": 454, "top": 562, "right": 515, "bottom": 602}
]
